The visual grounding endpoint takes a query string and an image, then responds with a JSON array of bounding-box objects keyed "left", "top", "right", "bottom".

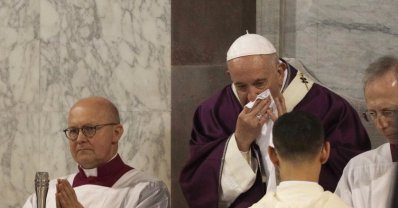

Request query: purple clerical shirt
[
  {"left": 73, "top": 154, "right": 133, "bottom": 188},
  {"left": 180, "top": 62, "right": 371, "bottom": 208}
]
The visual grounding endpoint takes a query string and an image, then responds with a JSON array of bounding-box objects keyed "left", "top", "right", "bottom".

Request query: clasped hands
[
  {"left": 56, "top": 179, "right": 84, "bottom": 208},
  {"left": 235, "top": 96, "right": 286, "bottom": 152}
]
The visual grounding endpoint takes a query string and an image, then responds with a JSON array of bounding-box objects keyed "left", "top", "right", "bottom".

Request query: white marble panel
[
  {"left": 288, "top": 0, "right": 398, "bottom": 99},
  {"left": 257, "top": 0, "right": 398, "bottom": 147},
  {"left": 39, "top": 0, "right": 171, "bottom": 112},
  {"left": 0, "top": 0, "right": 171, "bottom": 207},
  {"left": 0, "top": 0, "right": 40, "bottom": 112},
  {"left": 0, "top": 112, "right": 40, "bottom": 207}
]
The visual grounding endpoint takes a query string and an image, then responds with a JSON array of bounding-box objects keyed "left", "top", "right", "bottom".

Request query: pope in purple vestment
[{"left": 179, "top": 34, "right": 371, "bottom": 208}]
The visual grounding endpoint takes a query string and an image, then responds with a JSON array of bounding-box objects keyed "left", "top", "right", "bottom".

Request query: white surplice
[
  {"left": 250, "top": 181, "right": 351, "bottom": 208},
  {"left": 335, "top": 143, "right": 397, "bottom": 208},
  {"left": 23, "top": 169, "right": 169, "bottom": 208}
]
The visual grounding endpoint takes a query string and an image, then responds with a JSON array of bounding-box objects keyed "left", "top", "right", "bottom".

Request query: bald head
[
  {"left": 69, "top": 96, "right": 120, "bottom": 124},
  {"left": 67, "top": 96, "right": 124, "bottom": 168}
]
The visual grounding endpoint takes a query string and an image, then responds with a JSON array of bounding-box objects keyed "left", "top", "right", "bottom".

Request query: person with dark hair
[
  {"left": 23, "top": 96, "right": 169, "bottom": 208},
  {"left": 250, "top": 111, "right": 350, "bottom": 207},
  {"left": 179, "top": 33, "right": 371, "bottom": 207},
  {"left": 335, "top": 55, "right": 398, "bottom": 208}
]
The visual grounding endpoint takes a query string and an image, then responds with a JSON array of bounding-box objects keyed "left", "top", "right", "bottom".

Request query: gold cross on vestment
[{"left": 299, "top": 73, "right": 309, "bottom": 90}]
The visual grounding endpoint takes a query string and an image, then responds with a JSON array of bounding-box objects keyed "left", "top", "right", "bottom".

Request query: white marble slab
[
  {"left": 0, "top": 0, "right": 170, "bottom": 207},
  {"left": 288, "top": 0, "right": 398, "bottom": 99},
  {"left": 257, "top": 0, "right": 397, "bottom": 147}
]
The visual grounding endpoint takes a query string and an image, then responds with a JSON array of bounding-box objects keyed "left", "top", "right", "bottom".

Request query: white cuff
[{"left": 220, "top": 134, "right": 257, "bottom": 205}]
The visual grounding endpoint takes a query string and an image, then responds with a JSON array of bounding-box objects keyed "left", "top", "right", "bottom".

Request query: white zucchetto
[{"left": 226, "top": 33, "right": 276, "bottom": 61}]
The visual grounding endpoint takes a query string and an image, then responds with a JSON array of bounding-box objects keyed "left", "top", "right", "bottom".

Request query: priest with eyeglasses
[
  {"left": 23, "top": 96, "right": 170, "bottom": 208},
  {"left": 335, "top": 56, "right": 398, "bottom": 208}
]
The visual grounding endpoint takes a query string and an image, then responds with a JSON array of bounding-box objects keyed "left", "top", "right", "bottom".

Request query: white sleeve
[
  {"left": 220, "top": 134, "right": 257, "bottom": 206},
  {"left": 265, "top": 165, "right": 277, "bottom": 192},
  {"left": 22, "top": 194, "right": 35, "bottom": 208},
  {"left": 334, "top": 165, "right": 354, "bottom": 207},
  {"left": 133, "top": 181, "right": 170, "bottom": 208}
]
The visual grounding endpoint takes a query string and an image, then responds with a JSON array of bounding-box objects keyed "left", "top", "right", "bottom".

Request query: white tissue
[{"left": 245, "top": 89, "right": 275, "bottom": 109}]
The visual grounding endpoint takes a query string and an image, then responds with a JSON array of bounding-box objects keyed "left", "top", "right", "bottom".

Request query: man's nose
[
  {"left": 375, "top": 115, "right": 390, "bottom": 130},
  {"left": 248, "top": 86, "right": 262, "bottom": 102},
  {"left": 76, "top": 130, "right": 88, "bottom": 142}
]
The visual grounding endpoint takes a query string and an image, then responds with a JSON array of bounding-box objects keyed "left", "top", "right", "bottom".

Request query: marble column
[{"left": 0, "top": 0, "right": 170, "bottom": 207}]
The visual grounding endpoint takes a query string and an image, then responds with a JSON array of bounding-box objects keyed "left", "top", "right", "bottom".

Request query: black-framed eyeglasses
[
  {"left": 63, "top": 123, "right": 119, "bottom": 141},
  {"left": 362, "top": 109, "right": 398, "bottom": 122}
]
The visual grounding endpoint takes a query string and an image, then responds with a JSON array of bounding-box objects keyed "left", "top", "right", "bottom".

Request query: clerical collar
[
  {"left": 72, "top": 154, "right": 133, "bottom": 188},
  {"left": 80, "top": 154, "right": 118, "bottom": 177}
]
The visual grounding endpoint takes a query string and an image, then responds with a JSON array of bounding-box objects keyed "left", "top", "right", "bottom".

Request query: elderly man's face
[
  {"left": 365, "top": 69, "right": 398, "bottom": 144},
  {"left": 67, "top": 101, "right": 121, "bottom": 169},
  {"left": 227, "top": 54, "right": 285, "bottom": 105}
]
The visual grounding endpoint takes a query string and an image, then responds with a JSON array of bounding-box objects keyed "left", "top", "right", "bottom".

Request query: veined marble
[
  {"left": 0, "top": 0, "right": 170, "bottom": 207},
  {"left": 292, "top": 0, "right": 398, "bottom": 100},
  {"left": 257, "top": 0, "right": 398, "bottom": 148}
]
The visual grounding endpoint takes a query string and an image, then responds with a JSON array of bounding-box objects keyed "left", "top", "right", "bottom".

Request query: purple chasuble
[
  {"left": 180, "top": 61, "right": 371, "bottom": 208},
  {"left": 73, "top": 154, "right": 133, "bottom": 188}
]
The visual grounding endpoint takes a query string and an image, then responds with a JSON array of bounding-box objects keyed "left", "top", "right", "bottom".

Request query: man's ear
[
  {"left": 112, "top": 124, "right": 124, "bottom": 144},
  {"left": 268, "top": 146, "right": 280, "bottom": 167},
  {"left": 226, "top": 61, "right": 232, "bottom": 77},
  {"left": 320, "top": 141, "right": 330, "bottom": 164},
  {"left": 278, "top": 61, "right": 287, "bottom": 71},
  {"left": 277, "top": 61, "right": 287, "bottom": 84}
]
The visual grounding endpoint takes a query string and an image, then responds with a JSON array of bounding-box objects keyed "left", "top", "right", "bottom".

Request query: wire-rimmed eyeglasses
[
  {"left": 63, "top": 123, "right": 119, "bottom": 141},
  {"left": 362, "top": 109, "right": 398, "bottom": 122}
]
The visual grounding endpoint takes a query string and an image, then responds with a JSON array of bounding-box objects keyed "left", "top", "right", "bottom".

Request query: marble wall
[
  {"left": 258, "top": 0, "right": 398, "bottom": 147},
  {"left": 0, "top": 0, "right": 170, "bottom": 207}
]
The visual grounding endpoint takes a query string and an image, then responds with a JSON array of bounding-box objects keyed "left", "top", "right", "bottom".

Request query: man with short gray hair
[{"left": 335, "top": 55, "right": 398, "bottom": 208}]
